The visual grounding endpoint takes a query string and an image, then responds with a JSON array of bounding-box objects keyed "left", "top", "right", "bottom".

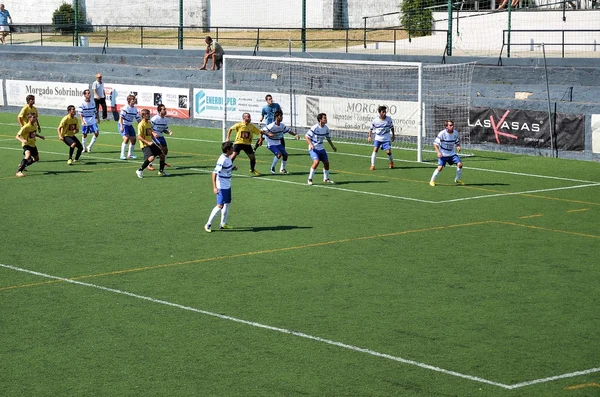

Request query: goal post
[{"left": 222, "top": 55, "right": 475, "bottom": 162}]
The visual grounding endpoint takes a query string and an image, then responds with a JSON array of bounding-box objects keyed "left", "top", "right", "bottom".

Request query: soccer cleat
[
  {"left": 455, "top": 179, "right": 465, "bottom": 185},
  {"left": 369, "top": 165, "right": 375, "bottom": 171},
  {"left": 219, "top": 224, "right": 231, "bottom": 230},
  {"left": 147, "top": 165, "right": 155, "bottom": 171},
  {"left": 127, "top": 155, "right": 137, "bottom": 159},
  {"left": 280, "top": 169, "right": 288, "bottom": 174},
  {"left": 251, "top": 169, "right": 260, "bottom": 176},
  {"left": 15, "top": 171, "right": 25, "bottom": 177},
  {"left": 86, "top": 146, "right": 92, "bottom": 153},
  {"left": 158, "top": 171, "right": 169, "bottom": 176},
  {"left": 324, "top": 179, "right": 335, "bottom": 184},
  {"left": 72, "top": 159, "right": 79, "bottom": 164},
  {"left": 204, "top": 224, "right": 212, "bottom": 233},
  {"left": 389, "top": 161, "right": 394, "bottom": 169},
  {"left": 136, "top": 170, "right": 143, "bottom": 178},
  {"left": 307, "top": 179, "right": 313, "bottom": 186},
  {"left": 429, "top": 181, "right": 436, "bottom": 187},
  {"left": 270, "top": 167, "right": 276, "bottom": 174},
  {"left": 67, "top": 159, "right": 73, "bottom": 165},
  {"left": 120, "top": 155, "right": 127, "bottom": 160},
  {"left": 82, "top": 147, "right": 88, "bottom": 153}
]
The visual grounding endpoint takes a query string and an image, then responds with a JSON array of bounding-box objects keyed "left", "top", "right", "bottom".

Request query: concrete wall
[{"left": 3, "top": 0, "right": 400, "bottom": 29}]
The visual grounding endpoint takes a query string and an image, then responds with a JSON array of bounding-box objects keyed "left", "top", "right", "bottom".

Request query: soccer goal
[{"left": 222, "top": 55, "right": 475, "bottom": 162}]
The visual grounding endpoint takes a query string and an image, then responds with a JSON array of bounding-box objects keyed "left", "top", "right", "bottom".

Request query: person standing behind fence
[
  {"left": 92, "top": 73, "right": 108, "bottom": 121},
  {"left": 0, "top": 4, "right": 12, "bottom": 45},
  {"left": 200, "top": 36, "right": 224, "bottom": 71}
]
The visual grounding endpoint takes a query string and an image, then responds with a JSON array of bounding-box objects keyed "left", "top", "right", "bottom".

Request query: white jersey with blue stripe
[
  {"left": 119, "top": 105, "right": 141, "bottom": 126},
  {"left": 262, "top": 121, "right": 290, "bottom": 147},
  {"left": 214, "top": 153, "right": 233, "bottom": 190},
  {"left": 78, "top": 100, "right": 97, "bottom": 126},
  {"left": 370, "top": 115, "right": 394, "bottom": 142},
  {"left": 150, "top": 115, "right": 169, "bottom": 137},
  {"left": 306, "top": 123, "right": 331, "bottom": 151},
  {"left": 434, "top": 129, "right": 460, "bottom": 157}
]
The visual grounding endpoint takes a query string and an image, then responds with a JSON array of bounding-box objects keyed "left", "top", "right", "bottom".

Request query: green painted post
[
  {"left": 447, "top": 0, "right": 453, "bottom": 56},
  {"left": 302, "top": 0, "right": 306, "bottom": 52},
  {"left": 74, "top": 0, "right": 79, "bottom": 47},
  {"left": 178, "top": 0, "right": 183, "bottom": 49}
]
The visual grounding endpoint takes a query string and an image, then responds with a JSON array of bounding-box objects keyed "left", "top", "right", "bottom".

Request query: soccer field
[{"left": 1, "top": 111, "right": 599, "bottom": 396}]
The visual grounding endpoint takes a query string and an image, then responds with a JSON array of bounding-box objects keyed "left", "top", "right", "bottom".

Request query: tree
[
  {"left": 400, "top": 0, "right": 434, "bottom": 37},
  {"left": 52, "top": 2, "right": 88, "bottom": 34}
]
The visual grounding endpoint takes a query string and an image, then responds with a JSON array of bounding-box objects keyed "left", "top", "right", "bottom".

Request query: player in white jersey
[
  {"left": 261, "top": 110, "right": 300, "bottom": 174},
  {"left": 147, "top": 104, "right": 173, "bottom": 171},
  {"left": 305, "top": 113, "right": 337, "bottom": 185},
  {"left": 78, "top": 89, "right": 99, "bottom": 153},
  {"left": 205, "top": 141, "right": 237, "bottom": 232},
  {"left": 429, "top": 119, "right": 464, "bottom": 186},
  {"left": 368, "top": 105, "right": 396, "bottom": 170},
  {"left": 118, "top": 94, "right": 142, "bottom": 160}
]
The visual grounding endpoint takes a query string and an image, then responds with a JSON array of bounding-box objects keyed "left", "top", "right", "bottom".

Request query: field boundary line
[
  {"left": 436, "top": 183, "right": 600, "bottom": 205},
  {"left": 0, "top": 262, "right": 512, "bottom": 390},
  {"left": 491, "top": 220, "right": 600, "bottom": 239},
  {"left": 0, "top": 221, "right": 493, "bottom": 292}
]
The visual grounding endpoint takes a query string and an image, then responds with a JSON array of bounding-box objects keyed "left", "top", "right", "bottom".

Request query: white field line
[
  {"left": 1, "top": 121, "right": 597, "bottom": 185},
  {"left": 506, "top": 367, "right": 600, "bottom": 389},
  {"left": 188, "top": 167, "right": 437, "bottom": 204},
  {"left": 0, "top": 262, "right": 511, "bottom": 390},
  {"left": 436, "top": 183, "right": 600, "bottom": 204}
]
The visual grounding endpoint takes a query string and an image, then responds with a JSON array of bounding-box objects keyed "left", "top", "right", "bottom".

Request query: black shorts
[
  {"left": 143, "top": 145, "right": 162, "bottom": 160},
  {"left": 63, "top": 136, "right": 82, "bottom": 147},
  {"left": 233, "top": 144, "right": 254, "bottom": 156},
  {"left": 23, "top": 145, "right": 39, "bottom": 157}
]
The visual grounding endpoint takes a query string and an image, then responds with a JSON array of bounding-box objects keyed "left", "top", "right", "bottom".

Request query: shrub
[
  {"left": 400, "top": 0, "right": 434, "bottom": 37},
  {"left": 52, "top": 2, "right": 91, "bottom": 34}
]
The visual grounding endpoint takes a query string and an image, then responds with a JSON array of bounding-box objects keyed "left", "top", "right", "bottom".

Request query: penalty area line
[{"left": 0, "top": 262, "right": 510, "bottom": 390}]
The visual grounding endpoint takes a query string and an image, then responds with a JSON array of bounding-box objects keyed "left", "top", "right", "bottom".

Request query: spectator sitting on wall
[
  {"left": 200, "top": 36, "right": 224, "bottom": 71},
  {"left": 497, "top": 0, "right": 520, "bottom": 9}
]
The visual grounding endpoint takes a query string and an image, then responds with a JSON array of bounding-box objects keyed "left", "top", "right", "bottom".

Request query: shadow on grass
[
  {"left": 332, "top": 180, "right": 388, "bottom": 185},
  {"left": 220, "top": 225, "right": 313, "bottom": 232}
]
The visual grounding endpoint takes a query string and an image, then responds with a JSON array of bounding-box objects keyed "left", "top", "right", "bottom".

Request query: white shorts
[{"left": 0, "top": 26, "right": 9, "bottom": 32}]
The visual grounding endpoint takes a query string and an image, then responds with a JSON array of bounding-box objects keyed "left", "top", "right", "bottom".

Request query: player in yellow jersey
[
  {"left": 17, "top": 95, "right": 41, "bottom": 133},
  {"left": 15, "top": 113, "right": 45, "bottom": 177},
  {"left": 135, "top": 109, "right": 167, "bottom": 178},
  {"left": 226, "top": 112, "right": 263, "bottom": 175},
  {"left": 57, "top": 105, "right": 83, "bottom": 165}
]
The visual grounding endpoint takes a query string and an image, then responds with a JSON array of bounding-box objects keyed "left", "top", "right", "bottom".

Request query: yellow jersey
[
  {"left": 230, "top": 122, "right": 261, "bottom": 145},
  {"left": 138, "top": 119, "right": 154, "bottom": 148},
  {"left": 58, "top": 115, "right": 79, "bottom": 137},
  {"left": 18, "top": 105, "right": 39, "bottom": 124},
  {"left": 18, "top": 123, "right": 39, "bottom": 147}
]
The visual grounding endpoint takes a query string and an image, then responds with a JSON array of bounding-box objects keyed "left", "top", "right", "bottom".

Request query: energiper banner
[
  {"left": 6, "top": 80, "right": 88, "bottom": 110},
  {"left": 105, "top": 84, "right": 189, "bottom": 119},
  {"left": 468, "top": 107, "right": 584, "bottom": 151},
  {"left": 193, "top": 89, "right": 295, "bottom": 125}
]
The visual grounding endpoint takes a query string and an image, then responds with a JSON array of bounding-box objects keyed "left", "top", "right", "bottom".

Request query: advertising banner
[
  {"left": 0, "top": 80, "right": 4, "bottom": 106},
  {"left": 592, "top": 114, "right": 600, "bottom": 154},
  {"left": 105, "top": 84, "right": 189, "bottom": 119},
  {"left": 6, "top": 80, "right": 88, "bottom": 110},
  {"left": 468, "top": 107, "right": 584, "bottom": 151},
  {"left": 193, "top": 89, "right": 294, "bottom": 124},
  {"left": 302, "top": 96, "right": 420, "bottom": 136}
]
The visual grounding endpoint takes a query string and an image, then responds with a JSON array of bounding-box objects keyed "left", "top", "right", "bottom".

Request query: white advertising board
[
  {"left": 301, "top": 96, "right": 421, "bottom": 136},
  {"left": 592, "top": 114, "right": 600, "bottom": 154},
  {"left": 0, "top": 80, "right": 4, "bottom": 106},
  {"left": 105, "top": 84, "right": 190, "bottom": 118},
  {"left": 6, "top": 80, "right": 88, "bottom": 110}
]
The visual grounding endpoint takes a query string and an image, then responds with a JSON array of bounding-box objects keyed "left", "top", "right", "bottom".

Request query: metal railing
[{"left": 498, "top": 29, "right": 600, "bottom": 61}]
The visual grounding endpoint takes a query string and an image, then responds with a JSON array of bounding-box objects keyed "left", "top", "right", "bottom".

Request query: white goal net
[{"left": 222, "top": 56, "right": 475, "bottom": 162}]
